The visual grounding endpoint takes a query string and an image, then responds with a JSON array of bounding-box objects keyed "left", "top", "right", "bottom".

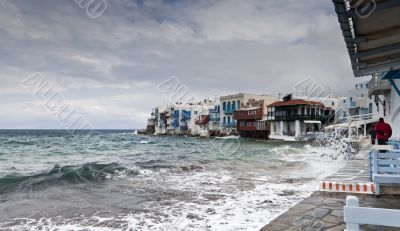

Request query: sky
[{"left": 0, "top": 0, "right": 371, "bottom": 129}]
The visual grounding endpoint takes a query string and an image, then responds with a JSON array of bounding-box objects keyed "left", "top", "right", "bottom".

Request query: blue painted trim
[
  {"left": 382, "top": 70, "right": 400, "bottom": 80},
  {"left": 389, "top": 79, "right": 400, "bottom": 97}
]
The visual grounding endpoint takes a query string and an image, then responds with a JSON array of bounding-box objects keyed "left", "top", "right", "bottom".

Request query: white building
[
  {"left": 369, "top": 72, "right": 400, "bottom": 138},
  {"left": 332, "top": 0, "right": 400, "bottom": 138},
  {"left": 154, "top": 100, "right": 214, "bottom": 136}
]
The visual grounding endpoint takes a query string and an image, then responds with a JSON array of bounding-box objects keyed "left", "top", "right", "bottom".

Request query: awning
[
  {"left": 304, "top": 120, "right": 321, "bottom": 124},
  {"left": 332, "top": 0, "right": 400, "bottom": 77}
]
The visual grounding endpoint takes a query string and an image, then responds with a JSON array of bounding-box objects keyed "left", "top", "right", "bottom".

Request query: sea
[{"left": 0, "top": 130, "right": 349, "bottom": 231}]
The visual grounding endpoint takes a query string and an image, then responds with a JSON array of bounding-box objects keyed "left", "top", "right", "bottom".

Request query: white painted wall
[{"left": 388, "top": 79, "right": 400, "bottom": 138}]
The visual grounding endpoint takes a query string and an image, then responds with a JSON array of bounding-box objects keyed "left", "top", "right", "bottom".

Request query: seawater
[{"left": 0, "top": 130, "right": 347, "bottom": 231}]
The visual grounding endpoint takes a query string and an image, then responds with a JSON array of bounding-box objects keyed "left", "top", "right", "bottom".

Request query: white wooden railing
[
  {"left": 344, "top": 196, "right": 400, "bottom": 231},
  {"left": 371, "top": 145, "right": 400, "bottom": 195}
]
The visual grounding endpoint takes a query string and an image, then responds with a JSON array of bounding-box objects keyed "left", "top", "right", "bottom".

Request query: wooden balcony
[
  {"left": 195, "top": 115, "right": 209, "bottom": 125},
  {"left": 369, "top": 76, "right": 391, "bottom": 96},
  {"left": 234, "top": 108, "right": 263, "bottom": 120},
  {"left": 237, "top": 121, "right": 270, "bottom": 132}
]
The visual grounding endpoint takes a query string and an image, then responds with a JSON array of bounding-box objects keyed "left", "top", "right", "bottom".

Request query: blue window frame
[{"left": 223, "top": 102, "right": 226, "bottom": 111}]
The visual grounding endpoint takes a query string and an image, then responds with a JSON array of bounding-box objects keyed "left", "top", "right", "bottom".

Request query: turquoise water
[{"left": 0, "top": 130, "right": 346, "bottom": 230}]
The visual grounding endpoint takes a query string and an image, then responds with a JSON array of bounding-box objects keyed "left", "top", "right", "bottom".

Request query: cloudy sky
[{"left": 0, "top": 0, "right": 370, "bottom": 129}]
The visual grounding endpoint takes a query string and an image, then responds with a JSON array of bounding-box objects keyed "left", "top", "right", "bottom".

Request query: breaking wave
[{"left": 0, "top": 162, "right": 138, "bottom": 193}]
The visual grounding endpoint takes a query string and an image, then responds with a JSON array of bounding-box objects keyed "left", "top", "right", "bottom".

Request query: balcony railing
[
  {"left": 222, "top": 121, "right": 237, "bottom": 127},
  {"left": 368, "top": 76, "right": 391, "bottom": 96},
  {"left": 237, "top": 121, "right": 269, "bottom": 131},
  {"left": 172, "top": 119, "right": 179, "bottom": 128},
  {"left": 223, "top": 108, "right": 235, "bottom": 114},
  {"left": 209, "top": 108, "right": 220, "bottom": 114},
  {"left": 234, "top": 108, "right": 263, "bottom": 120},
  {"left": 274, "top": 115, "right": 322, "bottom": 121},
  {"left": 209, "top": 117, "right": 221, "bottom": 122},
  {"left": 181, "top": 111, "right": 191, "bottom": 120},
  {"left": 172, "top": 111, "right": 180, "bottom": 118},
  {"left": 195, "top": 115, "right": 209, "bottom": 125}
]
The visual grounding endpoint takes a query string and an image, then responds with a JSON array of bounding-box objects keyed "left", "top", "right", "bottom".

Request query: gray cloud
[{"left": 0, "top": 0, "right": 370, "bottom": 129}]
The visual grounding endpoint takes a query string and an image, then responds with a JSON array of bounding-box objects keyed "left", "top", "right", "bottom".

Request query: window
[
  {"left": 350, "top": 97, "right": 353, "bottom": 102},
  {"left": 331, "top": 102, "right": 334, "bottom": 106},
  {"left": 223, "top": 117, "right": 226, "bottom": 123},
  {"left": 223, "top": 102, "right": 226, "bottom": 111},
  {"left": 343, "top": 100, "right": 346, "bottom": 103},
  {"left": 248, "top": 110, "right": 256, "bottom": 115},
  {"left": 194, "top": 111, "right": 198, "bottom": 115},
  {"left": 237, "top": 100, "right": 241, "bottom": 109}
]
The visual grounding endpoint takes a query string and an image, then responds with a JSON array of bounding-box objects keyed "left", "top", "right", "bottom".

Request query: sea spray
[{"left": 313, "top": 128, "right": 357, "bottom": 159}]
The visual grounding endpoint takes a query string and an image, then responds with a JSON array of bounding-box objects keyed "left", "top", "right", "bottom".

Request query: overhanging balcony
[
  {"left": 234, "top": 108, "right": 263, "bottom": 120},
  {"left": 223, "top": 107, "right": 235, "bottom": 114},
  {"left": 368, "top": 76, "right": 391, "bottom": 96},
  {"left": 222, "top": 121, "right": 237, "bottom": 127},
  {"left": 274, "top": 115, "right": 322, "bottom": 121}
]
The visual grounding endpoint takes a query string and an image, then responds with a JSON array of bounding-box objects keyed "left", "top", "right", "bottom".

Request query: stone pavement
[
  {"left": 260, "top": 192, "right": 400, "bottom": 231},
  {"left": 261, "top": 150, "right": 400, "bottom": 230}
]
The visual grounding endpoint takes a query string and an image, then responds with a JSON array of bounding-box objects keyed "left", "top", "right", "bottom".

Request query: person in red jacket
[{"left": 375, "top": 118, "right": 392, "bottom": 145}]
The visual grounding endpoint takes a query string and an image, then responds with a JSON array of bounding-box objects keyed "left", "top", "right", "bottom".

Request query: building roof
[
  {"left": 268, "top": 99, "right": 324, "bottom": 107},
  {"left": 332, "top": 0, "right": 400, "bottom": 77}
]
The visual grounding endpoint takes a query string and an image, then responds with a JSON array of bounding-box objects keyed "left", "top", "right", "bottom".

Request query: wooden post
[
  {"left": 364, "top": 121, "right": 367, "bottom": 137},
  {"left": 373, "top": 150, "right": 380, "bottom": 195},
  {"left": 345, "top": 196, "right": 360, "bottom": 231}
]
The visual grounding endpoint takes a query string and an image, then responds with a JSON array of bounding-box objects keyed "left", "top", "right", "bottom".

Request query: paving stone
[
  {"left": 311, "top": 208, "right": 329, "bottom": 218},
  {"left": 322, "top": 214, "right": 340, "bottom": 224},
  {"left": 330, "top": 209, "right": 343, "bottom": 218},
  {"left": 324, "top": 224, "right": 345, "bottom": 231}
]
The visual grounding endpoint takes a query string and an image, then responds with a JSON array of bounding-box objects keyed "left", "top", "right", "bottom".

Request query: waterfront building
[
  {"left": 346, "top": 81, "right": 384, "bottom": 120},
  {"left": 154, "top": 106, "right": 168, "bottom": 135},
  {"left": 267, "top": 97, "right": 334, "bottom": 139},
  {"left": 187, "top": 100, "right": 214, "bottom": 136},
  {"left": 233, "top": 98, "right": 277, "bottom": 139},
  {"left": 297, "top": 95, "right": 348, "bottom": 124},
  {"left": 145, "top": 116, "right": 155, "bottom": 134},
  {"left": 219, "top": 93, "right": 277, "bottom": 132},
  {"left": 332, "top": 0, "right": 400, "bottom": 138},
  {"left": 208, "top": 105, "right": 221, "bottom": 134},
  {"left": 154, "top": 100, "right": 215, "bottom": 136},
  {"left": 368, "top": 71, "right": 400, "bottom": 137}
]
